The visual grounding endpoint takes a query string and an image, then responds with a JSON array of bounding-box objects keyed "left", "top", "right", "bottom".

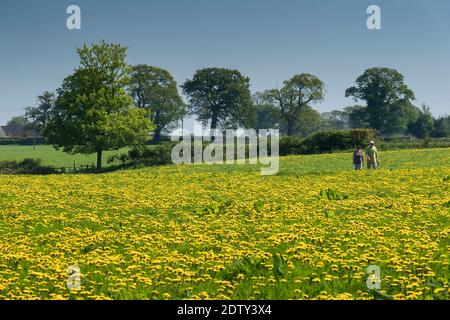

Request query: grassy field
[
  {"left": 0, "top": 145, "right": 124, "bottom": 168},
  {"left": 0, "top": 148, "right": 449, "bottom": 300},
  {"left": 0, "top": 144, "right": 448, "bottom": 172}
]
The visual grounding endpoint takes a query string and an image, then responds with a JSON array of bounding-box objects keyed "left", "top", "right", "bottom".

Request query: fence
[{"left": 51, "top": 163, "right": 97, "bottom": 174}]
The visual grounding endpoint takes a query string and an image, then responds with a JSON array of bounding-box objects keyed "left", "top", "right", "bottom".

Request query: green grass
[
  {"left": 161, "top": 147, "right": 450, "bottom": 176},
  {"left": 1, "top": 144, "right": 448, "bottom": 172},
  {"left": 0, "top": 145, "right": 125, "bottom": 168}
]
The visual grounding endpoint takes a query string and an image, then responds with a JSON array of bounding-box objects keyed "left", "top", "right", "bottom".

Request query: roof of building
[
  {"left": 0, "top": 126, "right": 6, "bottom": 138},
  {"left": 0, "top": 125, "right": 37, "bottom": 138}
]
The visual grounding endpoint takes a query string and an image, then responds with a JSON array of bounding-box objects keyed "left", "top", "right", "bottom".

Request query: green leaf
[{"left": 370, "top": 290, "right": 394, "bottom": 300}]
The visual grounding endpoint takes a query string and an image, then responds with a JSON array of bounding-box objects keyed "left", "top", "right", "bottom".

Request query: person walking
[
  {"left": 366, "top": 140, "right": 379, "bottom": 169},
  {"left": 353, "top": 146, "right": 364, "bottom": 170}
]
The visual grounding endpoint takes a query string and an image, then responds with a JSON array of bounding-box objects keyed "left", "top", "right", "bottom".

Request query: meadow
[
  {"left": 0, "top": 147, "right": 449, "bottom": 300},
  {"left": 0, "top": 145, "right": 124, "bottom": 168}
]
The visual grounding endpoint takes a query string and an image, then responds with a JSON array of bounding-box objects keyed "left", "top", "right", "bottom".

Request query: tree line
[{"left": 7, "top": 41, "right": 449, "bottom": 168}]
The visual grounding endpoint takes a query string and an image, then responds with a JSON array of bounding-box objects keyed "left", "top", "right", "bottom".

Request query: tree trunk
[
  {"left": 154, "top": 127, "right": 162, "bottom": 143},
  {"left": 33, "top": 124, "right": 36, "bottom": 151},
  {"left": 210, "top": 115, "right": 218, "bottom": 142},
  {"left": 287, "top": 119, "right": 294, "bottom": 136},
  {"left": 96, "top": 150, "right": 103, "bottom": 170}
]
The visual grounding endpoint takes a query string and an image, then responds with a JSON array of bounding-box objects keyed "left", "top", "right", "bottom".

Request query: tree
[
  {"left": 6, "top": 116, "right": 29, "bottom": 128},
  {"left": 322, "top": 110, "right": 350, "bottom": 130},
  {"left": 345, "top": 67, "right": 416, "bottom": 134},
  {"left": 25, "top": 91, "right": 56, "bottom": 149},
  {"left": 252, "top": 92, "right": 281, "bottom": 131},
  {"left": 25, "top": 91, "right": 56, "bottom": 132},
  {"left": 44, "top": 41, "right": 154, "bottom": 169},
  {"left": 182, "top": 68, "right": 253, "bottom": 132},
  {"left": 432, "top": 115, "right": 450, "bottom": 138},
  {"left": 292, "top": 106, "right": 323, "bottom": 137},
  {"left": 408, "top": 104, "right": 435, "bottom": 138},
  {"left": 345, "top": 105, "right": 370, "bottom": 129},
  {"left": 385, "top": 102, "right": 420, "bottom": 136},
  {"left": 129, "top": 65, "right": 186, "bottom": 141},
  {"left": 258, "top": 73, "right": 325, "bottom": 136}
]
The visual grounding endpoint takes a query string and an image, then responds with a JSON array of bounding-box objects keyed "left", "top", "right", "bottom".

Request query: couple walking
[{"left": 353, "top": 141, "right": 379, "bottom": 170}]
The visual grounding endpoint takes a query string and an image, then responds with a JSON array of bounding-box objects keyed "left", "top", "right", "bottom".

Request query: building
[
  {"left": 0, "top": 126, "right": 6, "bottom": 138},
  {"left": 0, "top": 125, "right": 38, "bottom": 139}
]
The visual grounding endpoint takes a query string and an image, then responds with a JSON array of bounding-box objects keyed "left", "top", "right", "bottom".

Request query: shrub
[
  {"left": 110, "top": 129, "right": 382, "bottom": 168},
  {"left": 122, "top": 144, "right": 176, "bottom": 166},
  {"left": 376, "top": 137, "right": 450, "bottom": 151},
  {"left": 0, "top": 138, "right": 45, "bottom": 146},
  {"left": 0, "top": 158, "right": 56, "bottom": 174},
  {"left": 279, "top": 136, "right": 305, "bottom": 156},
  {"left": 120, "top": 140, "right": 263, "bottom": 166},
  {"left": 302, "top": 129, "right": 378, "bottom": 153}
]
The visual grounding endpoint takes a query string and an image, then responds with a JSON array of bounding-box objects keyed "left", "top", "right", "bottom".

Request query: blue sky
[{"left": 1, "top": 0, "right": 450, "bottom": 125}]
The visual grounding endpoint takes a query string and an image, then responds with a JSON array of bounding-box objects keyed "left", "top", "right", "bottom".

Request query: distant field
[
  {"left": 0, "top": 145, "right": 125, "bottom": 168},
  {"left": 0, "top": 148, "right": 449, "bottom": 300},
  {"left": 1, "top": 144, "right": 448, "bottom": 172}
]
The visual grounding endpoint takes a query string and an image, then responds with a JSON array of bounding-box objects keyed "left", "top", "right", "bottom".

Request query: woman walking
[{"left": 353, "top": 145, "right": 364, "bottom": 170}]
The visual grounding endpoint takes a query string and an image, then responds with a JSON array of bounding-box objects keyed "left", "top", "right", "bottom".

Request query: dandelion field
[{"left": 0, "top": 148, "right": 449, "bottom": 300}]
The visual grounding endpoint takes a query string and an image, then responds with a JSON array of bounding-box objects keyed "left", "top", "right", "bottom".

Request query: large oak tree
[
  {"left": 44, "top": 42, "right": 154, "bottom": 169},
  {"left": 182, "top": 68, "right": 253, "bottom": 132},
  {"left": 258, "top": 73, "right": 325, "bottom": 136},
  {"left": 129, "top": 65, "right": 186, "bottom": 141},
  {"left": 345, "top": 67, "right": 417, "bottom": 134}
]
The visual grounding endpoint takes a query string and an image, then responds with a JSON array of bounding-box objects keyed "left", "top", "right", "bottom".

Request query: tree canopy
[
  {"left": 182, "top": 68, "right": 253, "bottom": 132},
  {"left": 407, "top": 104, "right": 435, "bottom": 139},
  {"left": 6, "top": 116, "right": 29, "bottom": 128},
  {"left": 345, "top": 67, "right": 417, "bottom": 135},
  {"left": 129, "top": 65, "right": 186, "bottom": 141},
  {"left": 44, "top": 41, "right": 154, "bottom": 169},
  {"left": 257, "top": 73, "right": 325, "bottom": 136},
  {"left": 25, "top": 91, "right": 56, "bottom": 133}
]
